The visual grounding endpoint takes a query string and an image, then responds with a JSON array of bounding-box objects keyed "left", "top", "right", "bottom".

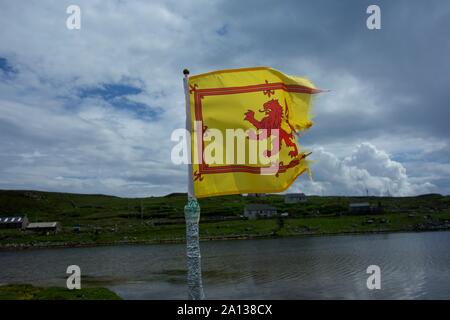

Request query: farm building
[
  {"left": 244, "top": 204, "right": 277, "bottom": 219},
  {"left": 26, "top": 222, "right": 61, "bottom": 233},
  {"left": 284, "top": 193, "right": 307, "bottom": 204},
  {"left": 348, "top": 202, "right": 383, "bottom": 215},
  {"left": 245, "top": 193, "right": 266, "bottom": 197},
  {"left": 0, "top": 216, "right": 29, "bottom": 229}
]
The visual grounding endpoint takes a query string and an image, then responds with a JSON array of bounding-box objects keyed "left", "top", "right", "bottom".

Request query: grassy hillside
[
  {"left": 0, "top": 190, "right": 449, "bottom": 248},
  {"left": 0, "top": 284, "right": 121, "bottom": 300}
]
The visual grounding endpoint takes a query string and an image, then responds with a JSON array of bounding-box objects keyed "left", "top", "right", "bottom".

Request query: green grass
[
  {"left": 0, "top": 190, "right": 449, "bottom": 248},
  {"left": 0, "top": 284, "right": 121, "bottom": 300}
]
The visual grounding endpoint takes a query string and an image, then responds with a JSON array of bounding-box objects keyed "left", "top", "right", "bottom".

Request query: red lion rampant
[{"left": 244, "top": 99, "right": 299, "bottom": 158}]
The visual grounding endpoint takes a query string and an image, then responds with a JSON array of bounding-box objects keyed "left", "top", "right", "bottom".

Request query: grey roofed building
[
  {"left": 0, "top": 216, "right": 29, "bottom": 229},
  {"left": 246, "top": 193, "right": 266, "bottom": 197},
  {"left": 349, "top": 202, "right": 371, "bottom": 214},
  {"left": 244, "top": 204, "right": 277, "bottom": 219},
  {"left": 348, "top": 202, "right": 383, "bottom": 215},
  {"left": 26, "top": 222, "right": 61, "bottom": 233},
  {"left": 349, "top": 202, "right": 371, "bottom": 208},
  {"left": 284, "top": 193, "right": 307, "bottom": 204}
]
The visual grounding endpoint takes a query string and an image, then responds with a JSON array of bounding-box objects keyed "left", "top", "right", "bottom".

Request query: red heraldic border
[{"left": 190, "top": 81, "right": 320, "bottom": 181}]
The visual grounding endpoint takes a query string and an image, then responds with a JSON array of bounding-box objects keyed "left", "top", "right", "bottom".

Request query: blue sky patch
[
  {"left": 79, "top": 83, "right": 143, "bottom": 100},
  {"left": 78, "top": 83, "right": 159, "bottom": 119},
  {"left": 110, "top": 96, "right": 160, "bottom": 119},
  {"left": 216, "top": 24, "right": 229, "bottom": 36},
  {"left": 0, "top": 57, "right": 16, "bottom": 75}
]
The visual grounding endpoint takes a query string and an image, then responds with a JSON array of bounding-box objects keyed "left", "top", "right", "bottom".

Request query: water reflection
[{"left": 0, "top": 231, "right": 449, "bottom": 299}]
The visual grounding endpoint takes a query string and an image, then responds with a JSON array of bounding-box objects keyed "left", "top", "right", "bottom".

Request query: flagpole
[{"left": 183, "top": 69, "right": 205, "bottom": 300}]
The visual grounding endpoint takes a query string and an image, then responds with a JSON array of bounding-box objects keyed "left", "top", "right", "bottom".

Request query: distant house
[
  {"left": 245, "top": 193, "right": 266, "bottom": 198},
  {"left": 0, "top": 216, "right": 29, "bottom": 229},
  {"left": 284, "top": 193, "right": 307, "bottom": 204},
  {"left": 348, "top": 202, "right": 383, "bottom": 215},
  {"left": 26, "top": 222, "right": 61, "bottom": 233},
  {"left": 244, "top": 204, "right": 277, "bottom": 219}
]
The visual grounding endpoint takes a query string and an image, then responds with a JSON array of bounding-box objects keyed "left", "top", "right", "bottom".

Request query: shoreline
[{"left": 1, "top": 227, "right": 448, "bottom": 252}]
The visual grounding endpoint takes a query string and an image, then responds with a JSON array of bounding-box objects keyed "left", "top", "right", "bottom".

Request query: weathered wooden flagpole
[{"left": 183, "top": 69, "right": 205, "bottom": 300}]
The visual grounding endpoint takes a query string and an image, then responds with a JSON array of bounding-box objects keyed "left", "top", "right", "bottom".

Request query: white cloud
[
  {"left": 0, "top": 98, "right": 186, "bottom": 197},
  {"left": 294, "top": 143, "right": 436, "bottom": 196}
]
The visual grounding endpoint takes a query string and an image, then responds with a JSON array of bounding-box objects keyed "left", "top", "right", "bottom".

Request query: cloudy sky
[{"left": 0, "top": 0, "right": 449, "bottom": 197}]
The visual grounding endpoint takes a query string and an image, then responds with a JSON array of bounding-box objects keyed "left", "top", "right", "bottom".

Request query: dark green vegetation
[
  {"left": 0, "top": 284, "right": 121, "bottom": 300},
  {"left": 0, "top": 190, "right": 449, "bottom": 249}
]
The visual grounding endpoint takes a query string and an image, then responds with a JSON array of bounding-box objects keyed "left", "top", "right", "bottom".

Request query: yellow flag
[{"left": 188, "top": 67, "right": 320, "bottom": 198}]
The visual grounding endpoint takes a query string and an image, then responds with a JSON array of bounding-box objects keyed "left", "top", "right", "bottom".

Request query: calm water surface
[{"left": 1, "top": 231, "right": 449, "bottom": 299}]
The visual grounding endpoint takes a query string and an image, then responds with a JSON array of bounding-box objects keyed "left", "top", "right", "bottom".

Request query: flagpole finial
[{"left": 183, "top": 69, "right": 190, "bottom": 76}]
